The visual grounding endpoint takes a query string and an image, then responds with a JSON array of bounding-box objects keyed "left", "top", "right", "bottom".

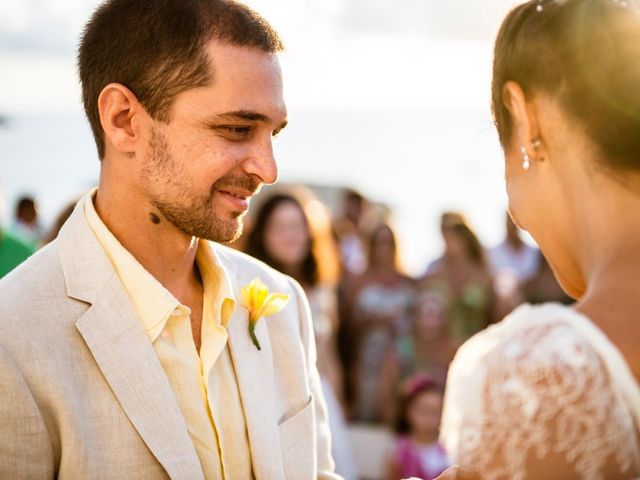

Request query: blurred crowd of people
[
  {"left": 1, "top": 186, "right": 571, "bottom": 479},
  {"left": 235, "top": 185, "right": 571, "bottom": 480}
]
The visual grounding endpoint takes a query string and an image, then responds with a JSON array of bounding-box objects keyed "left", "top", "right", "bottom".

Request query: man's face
[{"left": 140, "top": 40, "right": 287, "bottom": 243}]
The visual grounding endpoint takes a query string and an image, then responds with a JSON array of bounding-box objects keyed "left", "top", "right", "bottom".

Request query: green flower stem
[{"left": 249, "top": 323, "right": 262, "bottom": 350}]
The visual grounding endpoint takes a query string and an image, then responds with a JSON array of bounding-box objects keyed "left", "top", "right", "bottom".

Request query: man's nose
[{"left": 243, "top": 135, "right": 278, "bottom": 185}]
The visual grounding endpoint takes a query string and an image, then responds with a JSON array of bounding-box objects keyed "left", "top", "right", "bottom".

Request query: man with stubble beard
[{"left": 0, "top": 1, "right": 339, "bottom": 479}]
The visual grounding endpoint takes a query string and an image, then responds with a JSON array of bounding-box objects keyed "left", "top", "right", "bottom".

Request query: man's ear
[{"left": 98, "top": 83, "right": 145, "bottom": 156}]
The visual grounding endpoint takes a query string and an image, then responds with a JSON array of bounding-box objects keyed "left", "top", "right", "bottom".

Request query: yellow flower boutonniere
[{"left": 241, "top": 278, "right": 290, "bottom": 350}]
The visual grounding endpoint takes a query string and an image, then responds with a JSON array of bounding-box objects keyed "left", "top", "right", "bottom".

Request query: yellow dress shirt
[{"left": 84, "top": 192, "right": 253, "bottom": 480}]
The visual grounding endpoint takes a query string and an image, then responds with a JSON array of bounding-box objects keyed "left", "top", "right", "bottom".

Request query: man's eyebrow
[
  {"left": 215, "top": 111, "right": 270, "bottom": 122},
  {"left": 212, "top": 110, "right": 288, "bottom": 130}
]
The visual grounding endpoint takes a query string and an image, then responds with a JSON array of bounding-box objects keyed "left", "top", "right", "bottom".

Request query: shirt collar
[
  {"left": 196, "top": 239, "right": 236, "bottom": 328},
  {"left": 83, "top": 190, "right": 179, "bottom": 341},
  {"left": 83, "top": 189, "right": 235, "bottom": 342}
]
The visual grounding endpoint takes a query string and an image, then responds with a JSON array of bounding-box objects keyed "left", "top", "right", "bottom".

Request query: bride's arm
[{"left": 440, "top": 317, "right": 640, "bottom": 480}]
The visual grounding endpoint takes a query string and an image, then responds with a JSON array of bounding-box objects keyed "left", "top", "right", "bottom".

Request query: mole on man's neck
[{"left": 150, "top": 213, "right": 161, "bottom": 225}]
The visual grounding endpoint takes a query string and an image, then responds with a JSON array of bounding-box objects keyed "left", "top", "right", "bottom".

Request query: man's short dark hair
[{"left": 78, "top": 0, "right": 283, "bottom": 159}]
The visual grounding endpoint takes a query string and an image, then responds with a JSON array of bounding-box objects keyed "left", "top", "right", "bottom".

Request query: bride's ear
[{"left": 502, "top": 81, "right": 542, "bottom": 157}]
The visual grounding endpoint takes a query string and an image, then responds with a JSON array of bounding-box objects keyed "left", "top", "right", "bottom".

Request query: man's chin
[
  {"left": 201, "top": 218, "right": 244, "bottom": 244},
  {"left": 218, "top": 224, "right": 244, "bottom": 244}
]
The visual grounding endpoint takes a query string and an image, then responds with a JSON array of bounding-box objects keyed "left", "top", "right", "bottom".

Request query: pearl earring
[{"left": 520, "top": 147, "right": 531, "bottom": 170}]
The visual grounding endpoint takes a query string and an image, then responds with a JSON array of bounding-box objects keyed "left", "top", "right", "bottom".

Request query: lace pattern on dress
[{"left": 442, "top": 313, "right": 640, "bottom": 480}]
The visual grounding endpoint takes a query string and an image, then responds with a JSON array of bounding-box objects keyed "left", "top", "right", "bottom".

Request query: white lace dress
[{"left": 440, "top": 303, "right": 640, "bottom": 480}]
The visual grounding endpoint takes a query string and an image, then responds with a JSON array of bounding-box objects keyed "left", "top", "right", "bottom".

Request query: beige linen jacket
[{"left": 0, "top": 203, "right": 340, "bottom": 480}]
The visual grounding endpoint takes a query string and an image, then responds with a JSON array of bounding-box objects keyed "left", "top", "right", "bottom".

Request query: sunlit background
[{"left": 0, "top": 0, "right": 525, "bottom": 275}]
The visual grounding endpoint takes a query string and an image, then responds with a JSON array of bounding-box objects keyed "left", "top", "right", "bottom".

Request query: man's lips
[{"left": 217, "top": 188, "right": 255, "bottom": 210}]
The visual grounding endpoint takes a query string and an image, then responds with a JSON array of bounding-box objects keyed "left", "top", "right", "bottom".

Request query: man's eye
[
  {"left": 226, "top": 126, "right": 250, "bottom": 135},
  {"left": 217, "top": 126, "right": 251, "bottom": 138}
]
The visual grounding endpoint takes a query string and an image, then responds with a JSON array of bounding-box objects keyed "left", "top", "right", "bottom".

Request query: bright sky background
[
  {"left": 0, "top": 0, "right": 521, "bottom": 113},
  {"left": 0, "top": 0, "right": 526, "bottom": 274}
]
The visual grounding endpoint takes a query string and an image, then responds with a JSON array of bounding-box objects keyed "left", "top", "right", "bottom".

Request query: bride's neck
[
  {"left": 575, "top": 214, "right": 640, "bottom": 382},
  {"left": 574, "top": 171, "right": 640, "bottom": 295},
  {"left": 567, "top": 171, "right": 640, "bottom": 380}
]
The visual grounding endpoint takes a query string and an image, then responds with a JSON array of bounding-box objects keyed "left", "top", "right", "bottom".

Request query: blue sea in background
[{"left": 0, "top": 109, "right": 509, "bottom": 275}]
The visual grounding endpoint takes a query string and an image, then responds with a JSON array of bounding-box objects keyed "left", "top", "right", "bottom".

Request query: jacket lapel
[
  {"left": 224, "top": 270, "right": 286, "bottom": 480},
  {"left": 58, "top": 201, "right": 203, "bottom": 480}
]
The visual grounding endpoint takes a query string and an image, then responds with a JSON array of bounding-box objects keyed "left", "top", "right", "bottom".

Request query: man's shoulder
[
  {"left": 0, "top": 240, "right": 67, "bottom": 314},
  {"left": 211, "top": 242, "right": 297, "bottom": 293},
  {"left": 0, "top": 240, "right": 78, "bottom": 350},
  {"left": 212, "top": 242, "right": 258, "bottom": 264}
]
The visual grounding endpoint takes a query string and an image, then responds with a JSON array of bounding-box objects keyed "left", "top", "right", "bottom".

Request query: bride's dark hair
[{"left": 492, "top": 0, "right": 640, "bottom": 171}]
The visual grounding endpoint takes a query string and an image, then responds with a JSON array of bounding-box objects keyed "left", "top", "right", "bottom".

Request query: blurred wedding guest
[
  {"left": 244, "top": 192, "right": 359, "bottom": 480},
  {"left": 10, "top": 195, "right": 44, "bottom": 246},
  {"left": 42, "top": 201, "right": 78, "bottom": 245},
  {"left": 334, "top": 190, "right": 369, "bottom": 409},
  {"left": 333, "top": 189, "right": 368, "bottom": 276},
  {"left": 0, "top": 188, "right": 36, "bottom": 277},
  {"left": 523, "top": 253, "right": 573, "bottom": 305},
  {"left": 489, "top": 212, "right": 540, "bottom": 316},
  {"left": 422, "top": 213, "right": 495, "bottom": 342},
  {"left": 489, "top": 212, "right": 539, "bottom": 283},
  {"left": 423, "top": 212, "right": 466, "bottom": 276},
  {"left": 245, "top": 192, "right": 343, "bottom": 396},
  {"left": 0, "top": 229, "right": 35, "bottom": 278},
  {"left": 386, "top": 375, "right": 450, "bottom": 480},
  {"left": 344, "top": 223, "right": 413, "bottom": 423},
  {"left": 379, "top": 286, "right": 460, "bottom": 424}
]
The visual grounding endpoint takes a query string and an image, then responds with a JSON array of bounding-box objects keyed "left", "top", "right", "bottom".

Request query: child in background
[
  {"left": 386, "top": 375, "right": 450, "bottom": 480},
  {"left": 378, "top": 286, "right": 459, "bottom": 424}
]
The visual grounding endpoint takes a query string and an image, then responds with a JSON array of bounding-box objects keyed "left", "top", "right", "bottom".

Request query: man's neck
[{"left": 94, "top": 185, "right": 201, "bottom": 299}]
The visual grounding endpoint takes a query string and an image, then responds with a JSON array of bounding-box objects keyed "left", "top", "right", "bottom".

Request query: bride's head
[{"left": 493, "top": 0, "right": 640, "bottom": 299}]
